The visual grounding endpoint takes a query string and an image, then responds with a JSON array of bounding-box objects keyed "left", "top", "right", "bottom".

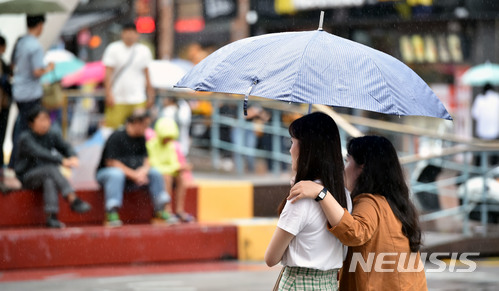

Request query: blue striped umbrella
[{"left": 175, "top": 25, "right": 451, "bottom": 120}]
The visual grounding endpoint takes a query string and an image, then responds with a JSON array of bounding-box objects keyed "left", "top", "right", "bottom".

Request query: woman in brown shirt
[{"left": 289, "top": 135, "right": 427, "bottom": 291}]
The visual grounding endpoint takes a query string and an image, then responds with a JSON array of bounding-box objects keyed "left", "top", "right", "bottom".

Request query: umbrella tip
[{"left": 318, "top": 11, "right": 324, "bottom": 31}]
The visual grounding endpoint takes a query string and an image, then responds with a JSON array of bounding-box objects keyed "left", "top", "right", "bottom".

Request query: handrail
[
  {"left": 339, "top": 113, "right": 499, "bottom": 148},
  {"left": 60, "top": 89, "right": 499, "bottom": 237}
]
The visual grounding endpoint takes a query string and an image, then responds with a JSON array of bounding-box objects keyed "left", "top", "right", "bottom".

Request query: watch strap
[{"left": 315, "top": 187, "right": 327, "bottom": 201}]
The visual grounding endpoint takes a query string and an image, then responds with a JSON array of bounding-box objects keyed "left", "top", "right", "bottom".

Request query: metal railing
[
  {"left": 59, "top": 89, "right": 499, "bottom": 237},
  {"left": 339, "top": 113, "right": 499, "bottom": 237}
]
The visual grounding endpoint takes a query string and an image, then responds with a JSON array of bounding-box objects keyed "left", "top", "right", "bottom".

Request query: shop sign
[
  {"left": 203, "top": 0, "right": 238, "bottom": 21},
  {"left": 275, "top": 0, "right": 365, "bottom": 14},
  {"left": 399, "top": 33, "right": 463, "bottom": 64}
]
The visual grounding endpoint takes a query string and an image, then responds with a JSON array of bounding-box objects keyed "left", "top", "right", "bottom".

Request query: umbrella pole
[{"left": 318, "top": 11, "right": 324, "bottom": 31}]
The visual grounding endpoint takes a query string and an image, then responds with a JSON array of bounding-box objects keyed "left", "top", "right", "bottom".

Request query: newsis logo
[{"left": 348, "top": 252, "right": 480, "bottom": 273}]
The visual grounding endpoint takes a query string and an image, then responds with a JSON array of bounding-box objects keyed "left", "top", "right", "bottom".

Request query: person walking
[
  {"left": 102, "top": 22, "right": 154, "bottom": 129},
  {"left": 471, "top": 83, "right": 499, "bottom": 165},
  {"left": 9, "top": 15, "right": 54, "bottom": 168},
  {"left": 0, "top": 35, "right": 11, "bottom": 169},
  {"left": 265, "top": 112, "right": 351, "bottom": 291},
  {"left": 289, "top": 135, "right": 427, "bottom": 291},
  {"left": 0, "top": 35, "right": 22, "bottom": 192}
]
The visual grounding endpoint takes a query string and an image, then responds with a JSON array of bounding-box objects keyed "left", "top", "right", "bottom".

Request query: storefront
[{"left": 249, "top": 0, "right": 499, "bottom": 140}]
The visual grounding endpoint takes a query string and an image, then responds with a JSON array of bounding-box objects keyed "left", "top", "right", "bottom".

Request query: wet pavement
[{"left": 1, "top": 259, "right": 499, "bottom": 291}]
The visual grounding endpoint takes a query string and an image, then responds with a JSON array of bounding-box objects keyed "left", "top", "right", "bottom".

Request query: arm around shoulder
[{"left": 329, "top": 194, "right": 381, "bottom": 247}]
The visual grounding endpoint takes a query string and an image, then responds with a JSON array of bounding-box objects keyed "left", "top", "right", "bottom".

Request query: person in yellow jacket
[{"left": 146, "top": 117, "right": 194, "bottom": 222}]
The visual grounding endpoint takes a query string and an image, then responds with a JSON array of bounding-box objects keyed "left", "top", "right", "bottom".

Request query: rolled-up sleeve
[{"left": 329, "top": 194, "right": 380, "bottom": 247}]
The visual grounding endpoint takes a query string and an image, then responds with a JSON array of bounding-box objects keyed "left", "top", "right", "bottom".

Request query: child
[
  {"left": 14, "top": 107, "right": 91, "bottom": 228},
  {"left": 147, "top": 117, "right": 194, "bottom": 222}
]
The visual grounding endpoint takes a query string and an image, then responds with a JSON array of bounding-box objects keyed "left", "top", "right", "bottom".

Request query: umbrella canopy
[
  {"left": 176, "top": 29, "right": 452, "bottom": 120},
  {"left": 462, "top": 62, "right": 499, "bottom": 86},
  {"left": 61, "top": 61, "right": 105, "bottom": 87},
  {"left": 41, "top": 49, "right": 84, "bottom": 84},
  {"left": 41, "top": 58, "right": 85, "bottom": 84},
  {"left": 43, "top": 49, "right": 76, "bottom": 64},
  {"left": 0, "top": 0, "right": 65, "bottom": 14}
]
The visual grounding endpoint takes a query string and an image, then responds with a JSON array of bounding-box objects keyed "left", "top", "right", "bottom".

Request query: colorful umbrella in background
[
  {"left": 61, "top": 61, "right": 105, "bottom": 87},
  {"left": 462, "top": 61, "right": 499, "bottom": 86},
  {"left": 44, "top": 49, "right": 75, "bottom": 63},
  {"left": 0, "top": 0, "right": 65, "bottom": 14},
  {"left": 148, "top": 59, "right": 191, "bottom": 90},
  {"left": 41, "top": 49, "right": 85, "bottom": 84}
]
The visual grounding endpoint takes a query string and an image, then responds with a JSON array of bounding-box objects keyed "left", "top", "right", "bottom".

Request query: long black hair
[
  {"left": 347, "top": 135, "right": 422, "bottom": 252},
  {"left": 279, "top": 112, "right": 347, "bottom": 214}
]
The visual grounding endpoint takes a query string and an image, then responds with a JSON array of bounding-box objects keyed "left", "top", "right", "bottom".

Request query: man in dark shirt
[
  {"left": 15, "top": 107, "right": 91, "bottom": 228},
  {"left": 96, "top": 110, "right": 175, "bottom": 226}
]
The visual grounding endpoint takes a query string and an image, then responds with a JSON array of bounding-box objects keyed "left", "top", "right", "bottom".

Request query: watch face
[{"left": 316, "top": 188, "right": 327, "bottom": 201}]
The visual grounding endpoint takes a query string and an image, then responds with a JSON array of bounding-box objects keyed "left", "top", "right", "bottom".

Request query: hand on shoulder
[{"left": 288, "top": 180, "right": 323, "bottom": 203}]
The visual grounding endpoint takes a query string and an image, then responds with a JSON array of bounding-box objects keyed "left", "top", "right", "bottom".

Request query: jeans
[
  {"left": 96, "top": 167, "right": 171, "bottom": 212},
  {"left": 22, "top": 165, "right": 74, "bottom": 214}
]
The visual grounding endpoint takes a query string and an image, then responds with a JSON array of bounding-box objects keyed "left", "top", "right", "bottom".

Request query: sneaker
[
  {"left": 175, "top": 212, "right": 196, "bottom": 223},
  {"left": 46, "top": 217, "right": 66, "bottom": 229},
  {"left": 151, "top": 210, "right": 179, "bottom": 225},
  {"left": 70, "top": 198, "right": 92, "bottom": 213},
  {"left": 105, "top": 211, "right": 123, "bottom": 227}
]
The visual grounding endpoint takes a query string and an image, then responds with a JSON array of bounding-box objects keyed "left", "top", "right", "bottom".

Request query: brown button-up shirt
[{"left": 330, "top": 193, "right": 427, "bottom": 291}]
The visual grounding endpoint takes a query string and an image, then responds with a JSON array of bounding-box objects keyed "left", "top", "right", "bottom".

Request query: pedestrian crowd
[
  {"left": 0, "top": 17, "right": 194, "bottom": 228},
  {"left": 0, "top": 14, "right": 495, "bottom": 291}
]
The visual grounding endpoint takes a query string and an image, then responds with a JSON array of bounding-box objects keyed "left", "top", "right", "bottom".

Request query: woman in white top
[{"left": 265, "top": 112, "right": 352, "bottom": 291}]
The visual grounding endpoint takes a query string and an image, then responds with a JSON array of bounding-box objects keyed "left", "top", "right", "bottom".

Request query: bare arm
[
  {"left": 290, "top": 181, "right": 381, "bottom": 247},
  {"left": 105, "top": 159, "right": 137, "bottom": 180},
  {"left": 136, "top": 157, "right": 150, "bottom": 177},
  {"left": 265, "top": 227, "right": 294, "bottom": 267},
  {"left": 289, "top": 181, "right": 345, "bottom": 227},
  {"left": 144, "top": 67, "right": 155, "bottom": 108},
  {"left": 104, "top": 66, "right": 115, "bottom": 107},
  {"left": 32, "top": 62, "right": 54, "bottom": 78}
]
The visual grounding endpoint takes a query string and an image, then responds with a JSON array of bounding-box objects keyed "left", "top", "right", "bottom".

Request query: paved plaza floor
[{"left": 1, "top": 259, "right": 499, "bottom": 291}]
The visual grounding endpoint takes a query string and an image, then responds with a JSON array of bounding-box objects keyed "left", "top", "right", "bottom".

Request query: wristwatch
[{"left": 315, "top": 187, "right": 327, "bottom": 202}]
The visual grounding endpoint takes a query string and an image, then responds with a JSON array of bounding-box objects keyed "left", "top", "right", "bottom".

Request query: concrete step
[
  {"left": 0, "top": 188, "right": 198, "bottom": 228},
  {"left": 0, "top": 223, "right": 237, "bottom": 270}
]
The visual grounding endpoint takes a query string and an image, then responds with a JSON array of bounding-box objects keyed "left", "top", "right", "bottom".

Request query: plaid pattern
[{"left": 278, "top": 266, "right": 339, "bottom": 291}]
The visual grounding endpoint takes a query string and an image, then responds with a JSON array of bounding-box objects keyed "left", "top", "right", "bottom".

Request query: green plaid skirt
[{"left": 277, "top": 266, "right": 339, "bottom": 291}]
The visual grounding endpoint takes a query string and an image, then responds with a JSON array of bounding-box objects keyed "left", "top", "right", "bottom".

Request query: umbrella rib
[
  {"left": 288, "top": 31, "right": 322, "bottom": 103},
  {"left": 359, "top": 51, "right": 402, "bottom": 116}
]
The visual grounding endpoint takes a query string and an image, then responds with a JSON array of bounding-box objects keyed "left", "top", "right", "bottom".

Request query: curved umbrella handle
[{"left": 243, "top": 80, "right": 257, "bottom": 116}]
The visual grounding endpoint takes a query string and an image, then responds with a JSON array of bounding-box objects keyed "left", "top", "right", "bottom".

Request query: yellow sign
[
  {"left": 275, "top": 0, "right": 296, "bottom": 14},
  {"left": 407, "top": 0, "right": 433, "bottom": 5}
]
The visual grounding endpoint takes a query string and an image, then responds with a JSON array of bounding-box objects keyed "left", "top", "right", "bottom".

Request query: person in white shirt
[
  {"left": 471, "top": 83, "right": 499, "bottom": 165},
  {"left": 265, "top": 112, "right": 352, "bottom": 291},
  {"left": 102, "top": 22, "right": 154, "bottom": 129}
]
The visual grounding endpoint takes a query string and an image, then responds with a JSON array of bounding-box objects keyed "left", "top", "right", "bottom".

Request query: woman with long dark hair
[
  {"left": 289, "top": 135, "right": 427, "bottom": 290},
  {"left": 265, "top": 112, "right": 351, "bottom": 290}
]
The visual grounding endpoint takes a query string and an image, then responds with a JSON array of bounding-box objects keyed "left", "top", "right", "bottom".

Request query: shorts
[{"left": 104, "top": 102, "right": 146, "bottom": 129}]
